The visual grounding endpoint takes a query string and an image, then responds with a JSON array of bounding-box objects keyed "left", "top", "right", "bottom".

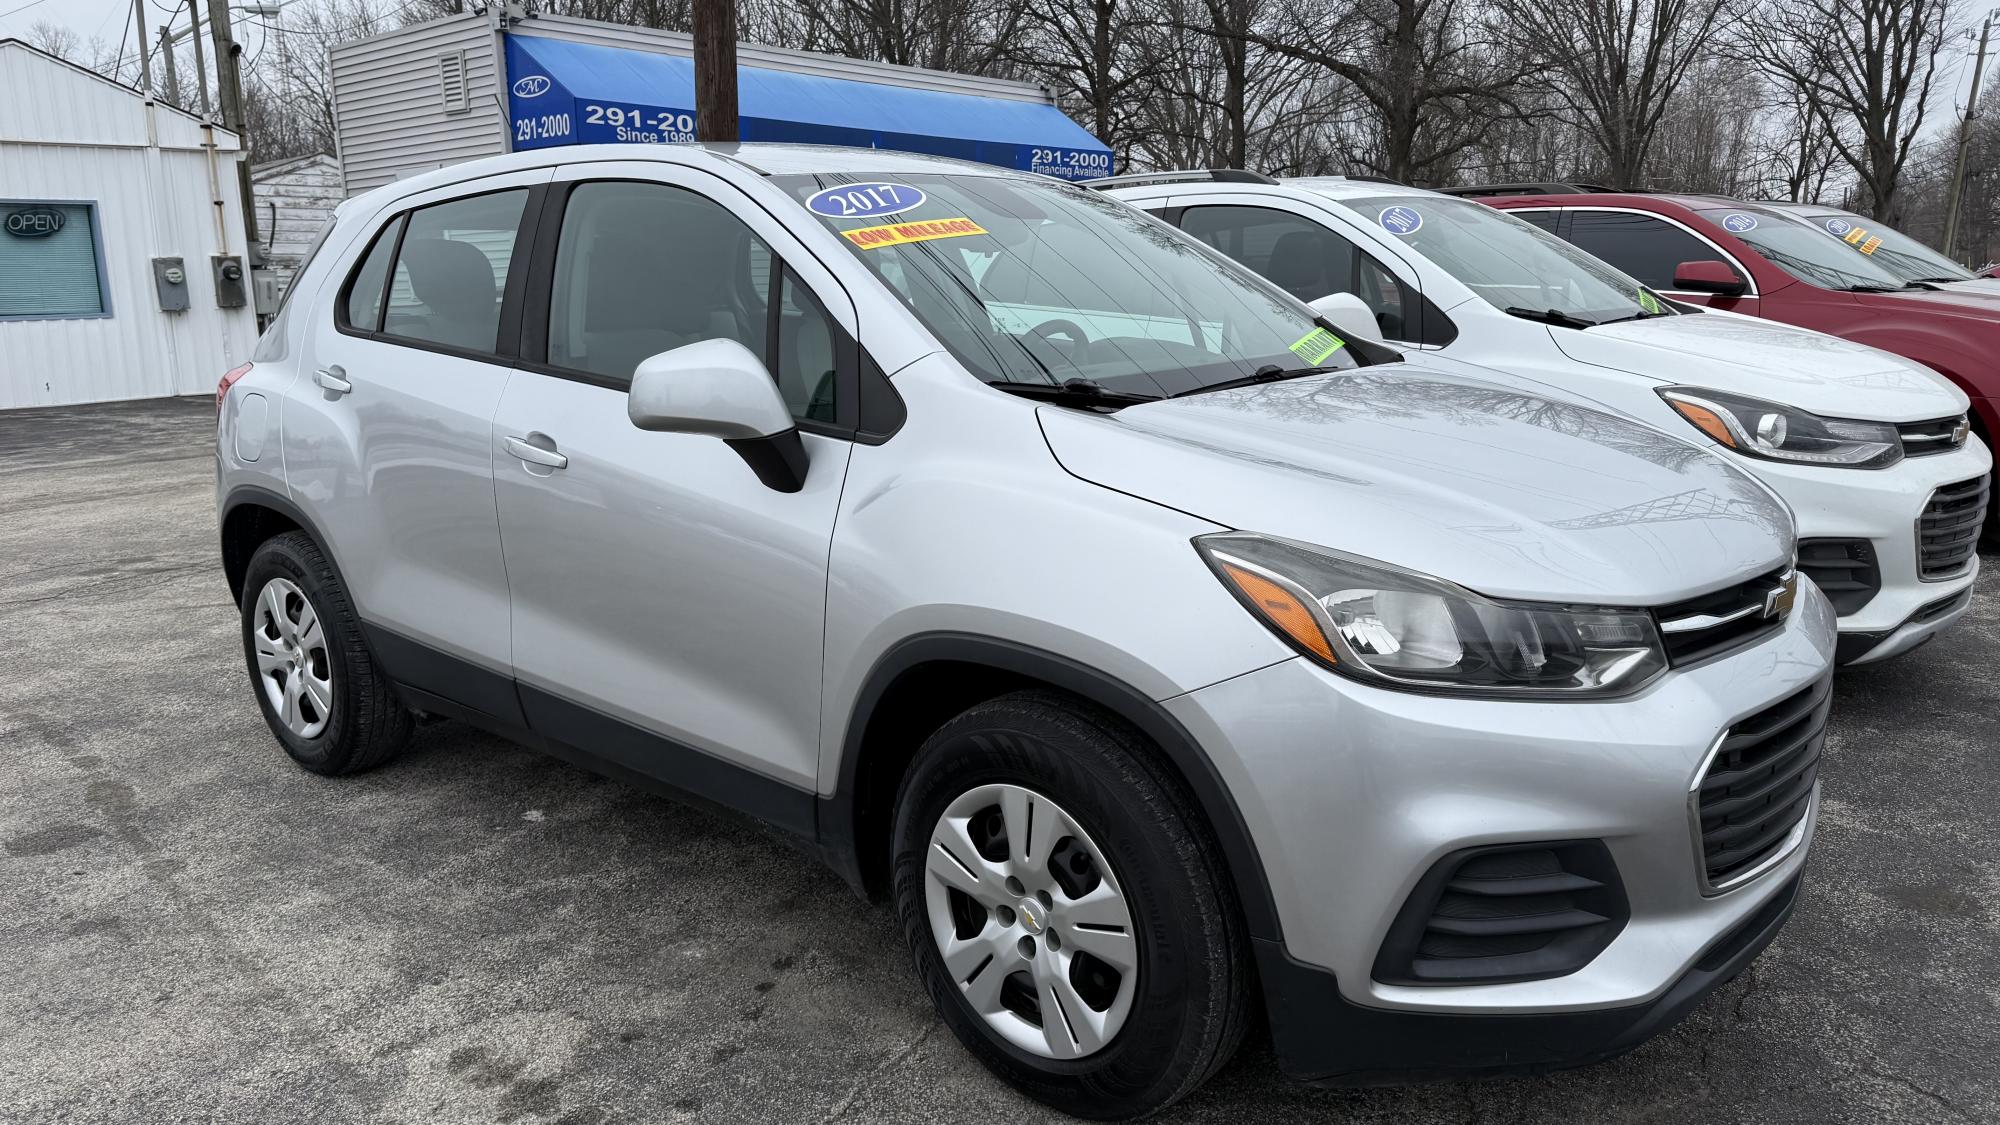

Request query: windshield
[
  {"left": 1787, "top": 209, "right": 1974, "bottom": 283},
  {"left": 1693, "top": 204, "right": 1908, "bottom": 290},
  {"left": 773, "top": 173, "right": 1357, "bottom": 398},
  {"left": 1333, "top": 193, "right": 1669, "bottom": 324}
]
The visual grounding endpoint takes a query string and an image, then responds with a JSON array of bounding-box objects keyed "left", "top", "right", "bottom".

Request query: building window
[{"left": 0, "top": 201, "right": 110, "bottom": 320}]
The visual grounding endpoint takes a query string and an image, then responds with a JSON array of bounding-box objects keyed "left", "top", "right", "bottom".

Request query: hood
[
  {"left": 1863, "top": 285, "right": 2000, "bottom": 322},
  {"left": 1547, "top": 310, "right": 1967, "bottom": 421},
  {"left": 1039, "top": 365, "right": 1793, "bottom": 606}
]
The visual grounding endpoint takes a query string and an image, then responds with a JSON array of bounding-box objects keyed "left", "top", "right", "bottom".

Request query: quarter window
[
  {"left": 341, "top": 215, "right": 403, "bottom": 333},
  {"left": 0, "top": 201, "right": 109, "bottom": 320},
  {"left": 381, "top": 190, "right": 529, "bottom": 354},
  {"left": 1563, "top": 211, "right": 1724, "bottom": 291}
]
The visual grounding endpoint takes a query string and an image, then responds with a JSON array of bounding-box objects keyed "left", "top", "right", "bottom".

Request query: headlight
[
  {"left": 1197, "top": 533, "right": 1667, "bottom": 698},
  {"left": 1659, "top": 387, "right": 1902, "bottom": 468}
]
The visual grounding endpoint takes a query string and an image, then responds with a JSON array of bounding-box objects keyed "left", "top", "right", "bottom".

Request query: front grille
[
  {"left": 1918, "top": 476, "right": 1989, "bottom": 579},
  {"left": 1373, "top": 841, "right": 1627, "bottom": 985},
  {"left": 1693, "top": 677, "right": 1830, "bottom": 892},
  {"left": 1796, "top": 538, "right": 1879, "bottom": 615},
  {"left": 1655, "top": 567, "right": 1791, "bottom": 666},
  {"left": 1897, "top": 415, "right": 1969, "bottom": 457}
]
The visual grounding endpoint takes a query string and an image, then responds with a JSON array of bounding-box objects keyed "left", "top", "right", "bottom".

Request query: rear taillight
[{"left": 217, "top": 363, "right": 253, "bottom": 413}]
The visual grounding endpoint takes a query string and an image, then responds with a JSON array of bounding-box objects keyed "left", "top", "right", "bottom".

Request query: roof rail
[
  {"left": 1343, "top": 173, "right": 1408, "bottom": 186},
  {"left": 1439, "top": 182, "right": 1621, "bottom": 198},
  {"left": 1082, "top": 168, "right": 1279, "bottom": 190}
]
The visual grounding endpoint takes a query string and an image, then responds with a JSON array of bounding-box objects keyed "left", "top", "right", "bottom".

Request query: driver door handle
[
  {"left": 505, "top": 435, "right": 568, "bottom": 469},
  {"left": 314, "top": 366, "right": 352, "bottom": 395}
]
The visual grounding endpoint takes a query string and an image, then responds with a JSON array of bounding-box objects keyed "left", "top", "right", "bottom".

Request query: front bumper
[
  {"left": 1256, "top": 872, "right": 1803, "bottom": 1084},
  {"left": 1163, "top": 579, "right": 1836, "bottom": 1078},
  {"left": 1743, "top": 440, "right": 1988, "bottom": 663}
]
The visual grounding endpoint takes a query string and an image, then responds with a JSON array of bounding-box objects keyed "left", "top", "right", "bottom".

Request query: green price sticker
[
  {"left": 1637, "top": 289, "right": 1664, "bottom": 314},
  {"left": 1290, "top": 327, "right": 1345, "bottom": 364}
]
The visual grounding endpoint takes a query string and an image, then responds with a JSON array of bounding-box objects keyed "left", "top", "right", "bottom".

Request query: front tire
[
  {"left": 891, "top": 691, "right": 1250, "bottom": 1119},
  {"left": 239, "top": 531, "right": 412, "bottom": 775}
]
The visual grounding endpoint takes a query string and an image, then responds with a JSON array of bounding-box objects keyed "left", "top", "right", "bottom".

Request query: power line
[{"left": 0, "top": 0, "right": 57, "bottom": 20}]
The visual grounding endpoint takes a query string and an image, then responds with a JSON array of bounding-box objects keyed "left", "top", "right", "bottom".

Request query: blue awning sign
[{"left": 503, "top": 36, "right": 1113, "bottom": 180}]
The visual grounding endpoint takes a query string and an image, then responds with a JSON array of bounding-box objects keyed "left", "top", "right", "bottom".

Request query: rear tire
[
  {"left": 239, "top": 531, "right": 412, "bottom": 775},
  {"left": 891, "top": 691, "right": 1251, "bottom": 1119}
]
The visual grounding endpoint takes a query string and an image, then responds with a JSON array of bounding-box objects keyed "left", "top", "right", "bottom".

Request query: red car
[{"left": 1450, "top": 185, "right": 1999, "bottom": 536}]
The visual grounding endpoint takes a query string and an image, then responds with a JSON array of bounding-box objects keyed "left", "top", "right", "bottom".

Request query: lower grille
[
  {"left": 1373, "top": 841, "right": 1628, "bottom": 985},
  {"left": 1918, "top": 476, "right": 1989, "bottom": 579},
  {"left": 1796, "top": 539, "right": 1879, "bottom": 616},
  {"left": 1692, "top": 677, "right": 1830, "bottom": 893}
]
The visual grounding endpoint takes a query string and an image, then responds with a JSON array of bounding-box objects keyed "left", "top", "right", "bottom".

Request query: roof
[
  {"left": 1285, "top": 176, "right": 1441, "bottom": 201},
  {"left": 0, "top": 38, "right": 239, "bottom": 147},
  {"left": 252, "top": 152, "right": 339, "bottom": 179},
  {"left": 503, "top": 34, "right": 1110, "bottom": 180},
  {"left": 343, "top": 142, "right": 1044, "bottom": 216}
]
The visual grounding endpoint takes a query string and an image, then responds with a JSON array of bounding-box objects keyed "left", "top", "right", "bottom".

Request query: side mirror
[
  {"left": 628, "top": 339, "right": 809, "bottom": 493},
  {"left": 1672, "top": 260, "right": 1747, "bottom": 296},
  {"left": 1981, "top": 263, "right": 2000, "bottom": 279},
  {"left": 1307, "top": 292, "right": 1383, "bottom": 346}
]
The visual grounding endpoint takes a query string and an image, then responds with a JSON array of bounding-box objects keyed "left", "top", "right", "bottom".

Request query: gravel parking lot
[{"left": 2, "top": 395, "right": 1996, "bottom": 1124}]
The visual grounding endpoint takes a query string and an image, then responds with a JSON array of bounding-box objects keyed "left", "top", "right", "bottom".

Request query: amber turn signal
[{"left": 1217, "top": 562, "right": 1337, "bottom": 663}]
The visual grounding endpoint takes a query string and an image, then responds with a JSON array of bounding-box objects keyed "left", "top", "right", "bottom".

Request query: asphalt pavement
[{"left": 1, "top": 395, "right": 1994, "bottom": 1124}]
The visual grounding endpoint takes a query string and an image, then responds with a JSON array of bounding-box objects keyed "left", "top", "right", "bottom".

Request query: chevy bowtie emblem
[
  {"left": 1953, "top": 418, "right": 1972, "bottom": 445},
  {"left": 1764, "top": 572, "right": 1799, "bottom": 619}
]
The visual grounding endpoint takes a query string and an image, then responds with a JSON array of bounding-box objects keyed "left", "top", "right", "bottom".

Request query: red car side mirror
[
  {"left": 1673, "top": 260, "right": 1748, "bottom": 296},
  {"left": 1981, "top": 264, "right": 2000, "bottom": 279}
]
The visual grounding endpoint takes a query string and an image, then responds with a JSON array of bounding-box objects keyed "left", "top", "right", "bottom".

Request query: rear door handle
[
  {"left": 314, "top": 366, "right": 352, "bottom": 395},
  {"left": 505, "top": 435, "right": 568, "bottom": 469}
]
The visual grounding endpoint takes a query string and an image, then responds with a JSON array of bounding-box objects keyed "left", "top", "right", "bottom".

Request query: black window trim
[
  {"left": 332, "top": 183, "right": 547, "bottom": 366},
  {"left": 512, "top": 176, "right": 871, "bottom": 441}
]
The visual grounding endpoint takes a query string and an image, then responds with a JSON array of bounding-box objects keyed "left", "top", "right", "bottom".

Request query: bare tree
[
  {"left": 1003, "top": 0, "right": 1158, "bottom": 148},
  {"left": 1244, "top": 0, "right": 1535, "bottom": 184},
  {"left": 1500, "top": 0, "right": 1726, "bottom": 187},
  {"left": 1738, "top": 0, "right": 1956, "bottom": 221}
]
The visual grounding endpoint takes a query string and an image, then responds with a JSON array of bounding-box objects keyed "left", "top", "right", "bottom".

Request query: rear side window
[
  {"left": 1563, "top": 211, "right": 1717, "bottom": 291},
  {"left": 340, "top": 216, "right": 402, "bottom": 333},
  {"left": 381, "top": 190, "right": 529, "bottom": 354}
]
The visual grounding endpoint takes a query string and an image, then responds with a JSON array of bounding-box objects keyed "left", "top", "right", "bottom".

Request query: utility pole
[
  {"left": 187, "top": 0, "right": 211, "bottom": 116},
  {"left": 132, "top": 0, "right": 154, "bottom": 94},
  {"left": 691, "top": 0, "right": 739, "bottom": 142},
  {"left": 159, "top": 25, "right": 180, "bottom": 106},
  {"left": 206, "top": 0, "right": 262, "bottom": 259},
  {"left": 1943, "top": 11, "right": 1994, "bottom": 259}
]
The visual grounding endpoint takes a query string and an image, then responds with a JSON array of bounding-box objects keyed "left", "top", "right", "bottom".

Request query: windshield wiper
[
  {"left": 1172, "top": 364, "right": 1337, "bottom": 398},
  {"left": 987, "top": 378, "right": 1162, "bottom": 408},
  {"left": 1843, "top": 283, "right": 1906, "bottom": 293},
  {"left": 1504, "top": 306, "right": 1599, "bottom": 329},
  {"left": 1591, "top": 308, "right": 1676, "bottom": 325}
]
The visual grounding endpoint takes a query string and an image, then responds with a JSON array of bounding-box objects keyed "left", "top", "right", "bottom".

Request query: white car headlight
[
  {"left": 1659, "top": 387, "right": 1903, "bottom": 468},
  {"left": 1197, "top": 533, "right": 1667, "bottom": 698}
]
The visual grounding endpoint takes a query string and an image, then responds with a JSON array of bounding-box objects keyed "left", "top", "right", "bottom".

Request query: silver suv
[{"left": 218, "top": 144, "right": 1835, "bottom": 1118}]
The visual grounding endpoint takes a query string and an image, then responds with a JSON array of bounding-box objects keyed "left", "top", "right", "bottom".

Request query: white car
[{"left": 1098, "top": 172, "right": 1990, "bottom": 665}]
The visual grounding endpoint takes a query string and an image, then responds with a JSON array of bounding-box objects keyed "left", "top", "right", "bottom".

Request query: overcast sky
[{"left": 1, "top": 0, "right": 1992, "bottom": 157}]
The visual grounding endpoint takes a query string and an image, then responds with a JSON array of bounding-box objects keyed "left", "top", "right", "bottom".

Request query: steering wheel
[{"left": 1029, "top": 319, "right": 1094, "bottom": 365}]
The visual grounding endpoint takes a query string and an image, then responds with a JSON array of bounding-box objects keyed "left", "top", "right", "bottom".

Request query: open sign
[{"left": 4, "top": 207, "right": 65, "bottom": 238}]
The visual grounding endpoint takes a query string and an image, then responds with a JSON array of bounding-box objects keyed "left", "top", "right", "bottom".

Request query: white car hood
[
  {"left": 1038, "top": 364, "right": 1793, "bottom": 605},
  {"left": 1547, "top": 310, "right": 1968, "bottom": 422}
]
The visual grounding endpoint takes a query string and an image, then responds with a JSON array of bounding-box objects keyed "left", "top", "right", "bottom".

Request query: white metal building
[
  {"left": 251, "top": 153, "right": 342, "bottom": 297},
  {"left": 328, "top": 9, "right": 1112, "bottom": 196},
  {"left": 0, "top": 39, "right": 258, "bottom": 410}
]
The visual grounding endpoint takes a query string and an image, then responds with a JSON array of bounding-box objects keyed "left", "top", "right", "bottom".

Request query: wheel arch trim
[{"left": 820, "top": 631, "right": 1284, "bottom": 942}]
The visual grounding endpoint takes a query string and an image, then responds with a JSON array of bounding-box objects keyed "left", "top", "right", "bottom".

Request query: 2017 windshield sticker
[
  {"left": 1289, "top": 327, "right": 1345, "bottom": 364},
  {"left": 1824, "top": 217, "right": 1854, "bottom": 236},
  {"left": 1720, "top": 213, "right": 1758, "bottom": 233},
  {"left": 807, "top": 182, "right": 926, "bottom": 219},
  {"left": 1379, "top": 205, "right": 1423, "bottom": 235},
  {"left": 841, "top": 216, "right": 988, "bottom": 250},
  {"left": 1637, "top": 289, "right": 1664, "bottom": 314}
]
